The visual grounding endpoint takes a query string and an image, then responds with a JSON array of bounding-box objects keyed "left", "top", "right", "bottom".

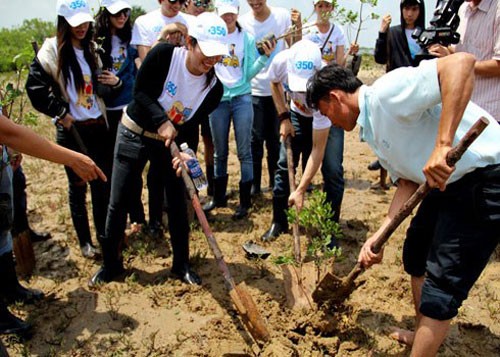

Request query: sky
[{"left": 0, "top": 0, "right": 436, "bottom": 48}]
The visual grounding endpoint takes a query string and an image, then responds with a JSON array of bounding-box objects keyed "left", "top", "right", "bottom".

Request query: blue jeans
[
  {"left": 209, "top": 94, "right": 253, "bottom": 182},
  {"left": 273, "top": 113, "right": 344, "bottom": 221}
]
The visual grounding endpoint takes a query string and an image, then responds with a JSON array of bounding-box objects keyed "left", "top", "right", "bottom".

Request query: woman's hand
[
  {"left": 380, "top": 14, "right": 392, "bottom": 33},
  {"left": 97, "top": 69, "right": 120, "bottom": 86},
  {"left": 172, "top": 152, "right": 192, "bottom": 177},
  {"left": 158, "top": 120, "right": 177, "bottom": 147},
  {"left": 59, "top": 113, "right": 75, "bottom": 130},
  {"left": 348, "top": 42, "right": 360, "bottom": 55},
  {"left": 261, "top": 38, "right": 277, "bottom": 57}
]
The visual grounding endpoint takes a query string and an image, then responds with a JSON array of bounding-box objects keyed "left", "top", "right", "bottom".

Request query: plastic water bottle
[{"left": 180, "top": 142, "right": 208, "bottom": 191}]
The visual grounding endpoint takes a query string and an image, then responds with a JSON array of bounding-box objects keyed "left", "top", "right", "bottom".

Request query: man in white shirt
[
  {"left": 131, "top": 0, "right": 190, "bottom": 64},
  {"left": 239, "top": 0, "right": 301, "bottom": 195},
  {"left": 305, "top": 53, "right": 500, "bottom": 356}
]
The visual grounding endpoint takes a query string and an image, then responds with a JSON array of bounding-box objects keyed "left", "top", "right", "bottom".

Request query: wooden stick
[
  {"left": 170, "top": 142, "right": 271, "bottom": 343},
  {"left": 285, "top": 136, "right": 301, "bottom": 263}
]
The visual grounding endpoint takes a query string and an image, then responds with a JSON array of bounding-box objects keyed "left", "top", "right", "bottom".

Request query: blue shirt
[{"left": 357, "top": 58, "right": 500, "bottom": 184}]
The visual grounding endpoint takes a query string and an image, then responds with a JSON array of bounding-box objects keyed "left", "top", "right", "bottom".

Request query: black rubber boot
[
  {"left": 171, "top": 263, "right": 202, "bottom": 285},
  {"left": 232, "top": 181, "right": 252, "bottom": 220},
  {"left": 261, "top": 196, "right": 289, "bottom": 242},
  {"left": 0, "top": 252, "right": 43, "bottom": 305},
  {"left": 251, "top": 162, "right": 262, "bottom": 196},
  {"left": 0, "top": 301, "right": 31, "bottom": 336},
  {"left": 206, "top": 164, "right": 214, "bottom": 197},
  {"left": 88, "top": 238, "right": 124, "bottom": 288},
  {"left": 203, "top": 175, "right": 228, "bottom": 212}
]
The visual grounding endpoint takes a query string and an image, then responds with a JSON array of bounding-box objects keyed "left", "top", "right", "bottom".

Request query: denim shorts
[{"left": 403, "top": 164, "right": 500, "bottom": 320}]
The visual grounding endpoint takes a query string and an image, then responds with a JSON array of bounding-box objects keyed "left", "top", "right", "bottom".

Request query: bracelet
[
  {"left": 112, "top": 78, "right": 123, "bottom": 89},
  {"left": 278, "top": 112, "right": 291, "bottom": 122}
]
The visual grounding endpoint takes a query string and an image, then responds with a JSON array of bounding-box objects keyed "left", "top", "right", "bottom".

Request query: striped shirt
[{"left": 456, "top": 0, "right": 500, "bottom": 121}]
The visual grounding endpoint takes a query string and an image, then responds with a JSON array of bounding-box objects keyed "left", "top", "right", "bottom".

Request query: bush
[{"left": 0, "top": 19, "right": 56, "bottom": 72}]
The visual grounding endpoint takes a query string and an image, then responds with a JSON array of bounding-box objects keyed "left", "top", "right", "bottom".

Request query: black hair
[
  {"left": 400, "top": 0, "right": 426, "bottom": 29},
  {"left": 56, "top": 16, "right": 97, "bottom": 94},
  {"left": 306, "top": 63, "right": 363, "bottom": 110},
  {"left": 94, "top": 8, "right": 132, "bottom": 69},
  {"left": 187, "top": 36, "right": 216, "bottom": 89},
  {"left": 236, "top": 21, "right": 242, "bottom": 32}
]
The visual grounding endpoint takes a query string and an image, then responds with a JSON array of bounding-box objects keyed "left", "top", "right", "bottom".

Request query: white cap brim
[
  {"left": 66, "top": 13, "right": 94, "bottom": 27},
  {"left": 217, "top": 5, "right": 238, "bottom": 16},
  {"left": 288, "top": 73, "right": 309, "bottom": 92},
  {"left": 198, "top": 41, "right": 229, "bottom": 57},
  {"left": 106, "top": 1, "right": 131, "bottom": 14}
]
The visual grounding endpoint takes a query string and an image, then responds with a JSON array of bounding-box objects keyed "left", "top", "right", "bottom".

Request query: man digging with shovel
[{"left": 305, "top": 52, "right": 500, "bottom": 356}]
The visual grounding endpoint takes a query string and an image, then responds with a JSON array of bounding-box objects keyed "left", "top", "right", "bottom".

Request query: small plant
[{"left": 286, "top": 190, "right": 343, "bottom": 282}]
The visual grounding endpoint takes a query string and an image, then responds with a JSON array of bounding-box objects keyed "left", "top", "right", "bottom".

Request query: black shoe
[
  {"left": 171, "top": 265, "right": 202, "bottom": 285},
  {"left": 3, "top": 285, "right": 44, "bottom": 305},
  {"left": 88, "top": 264, "right": 125, "bottom": 288},
  {"left": 261, "top": 222, "right": 288, "bottom": 242},
  {"left": 29, "top": 229, "right": 51, "bottom": 242},
  {"left": 146, "top": 221, "right": 164, "bottom": 240},
  {"left": 0, "top": 307, "right": 32, "bottom": 336},
  {"left": 250, "top": 184, "right": 261, "bottom": 196},
  {"left": 367, "top": 160, "right": 381, "bottom": 171},
  {"left": 232, "top": 207, "right": 248, "bottom": 220},
  {"left": 80, "top": 242, "right": 101, "bottom": 260}
]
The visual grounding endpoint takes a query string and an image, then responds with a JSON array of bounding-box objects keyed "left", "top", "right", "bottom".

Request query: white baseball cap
[
  {"left": 188, "top": 12, "right": 229, "bottom": 57},
  {"left": 287, "top": 40, "right": 322, "bottom": 92},
  {"left": 216, "top": 0, "right": 239, "bottom": 16},
  {"left": 56, "top": 0, "right": 94, "bottom": 27},
  {"left": 313, "top": 0, "right": 332, "bottom": 5},
  {"left": 101, "top": 0, "right": 131, "bottom": 15}
]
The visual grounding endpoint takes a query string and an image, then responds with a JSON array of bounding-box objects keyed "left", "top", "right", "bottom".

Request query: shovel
[
  {"left": 170, "top": 142, "right": 271, "bottom": 343},
  {"left": 312, "top": 117, "right": 489, "bottom": 305},
  {"left": 281, "top": 136, "right": 315, "bottom": 310}
]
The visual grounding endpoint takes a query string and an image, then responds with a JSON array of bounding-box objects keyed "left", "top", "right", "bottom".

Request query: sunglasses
[
  {"left": 192, "top": 0, "right": 209, "bottom": 7},
  {"left": 111, "top": 8, "right": 131, "bottom": 17},
  {"left": 168, "top": 0, "right": 187, "bottom": 4}
]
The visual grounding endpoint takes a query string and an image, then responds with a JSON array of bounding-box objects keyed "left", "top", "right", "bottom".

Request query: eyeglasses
[
  {"left": 111, "top": 9, "right": 131, "bottom": 17},
  {"left": 192, "top": 0, "right": 209, "bottom": 8},
  {"left": 168, "top": 0, "right": 187, "bottom": 4}
]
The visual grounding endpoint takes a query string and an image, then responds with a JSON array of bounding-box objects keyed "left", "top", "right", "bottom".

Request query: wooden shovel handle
[
  {"left": 371, "top": 116, "right": 489, "bottom": 254},
  {"left": 285, "top": 136, "right": 302, "bottom": 263}
]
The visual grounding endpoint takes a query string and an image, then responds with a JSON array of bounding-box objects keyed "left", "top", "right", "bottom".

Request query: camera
[
  {"left": 412, "top": 0, "right": 465, "bottom": 62},
  {"left": 256, "top": 34, "right": 276, "bottom": 55}
]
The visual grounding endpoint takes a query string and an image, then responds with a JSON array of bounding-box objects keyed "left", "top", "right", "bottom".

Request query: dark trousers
[
  {"left": 12, "top": 167, "right": 29, "bottom": 235},
  {"left": 251, "top": 95, "right": 280, "bottom": 189},
  {"left": 108, "top": 110, "right": 145, "bottom": 225},
  {"left": 56, "top": 120, "right": 112, "bottom": 245},
  {"left": 104, "top": 123, "right": 190, "bottom": 268}
]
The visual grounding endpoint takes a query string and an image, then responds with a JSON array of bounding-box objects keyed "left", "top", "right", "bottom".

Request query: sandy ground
[{"left": 2, "top": 65, "right": 499, "bottom": 356}]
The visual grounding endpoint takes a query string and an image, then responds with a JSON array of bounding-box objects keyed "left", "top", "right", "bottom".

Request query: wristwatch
[{"left": 52, "top": 113, "right": 65, "bottom": 126}]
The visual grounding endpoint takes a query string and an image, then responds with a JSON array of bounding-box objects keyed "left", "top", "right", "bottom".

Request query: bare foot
[{"left": 388, "top": 326, "right": 415, "bottom": 346}]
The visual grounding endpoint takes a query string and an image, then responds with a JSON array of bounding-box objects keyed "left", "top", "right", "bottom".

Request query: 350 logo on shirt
[
  {"left": 208, "top": 26, "right": 227, "bottom": 37},
  {"left": 70, "top": 0, "right": 87, "bottom": 10},
  {"left": 166, "top": 81, "right": 177, "bottom": 97},
  {"left": 295, "top": 61, "right": 314, "bottom": 70}
]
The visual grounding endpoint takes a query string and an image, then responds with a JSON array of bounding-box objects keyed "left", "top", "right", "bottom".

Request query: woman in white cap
[
  {"left": 94, "top": 0, "right": 146, "bottom": 233},
  {"left": 90, "top": 12, "right": 229, "bottom": 287},
  {"left": 26, "top": 0, "right": 113, "bottom": 260},
  {"left": 203, "top": 0, "right": 275, "bottom": 219}
]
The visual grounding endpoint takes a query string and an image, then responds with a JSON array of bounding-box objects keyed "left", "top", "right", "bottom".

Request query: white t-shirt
[
  {"left": 215, "top": 30, "right": 245, "bottom": 88},
  {"left": 158, "top": 47, "right": 217, "bottom": 125},
  {"left": 131, "top": 9, "right": 190, "bottom": 47},
  {"left": 239, "top": 6, "right": 291, "bottom": 96},
  {"left": 305, "top": 23, "right": 347, "bottom": 63},
  {"left": 268, "top": 49, "right": 331, "bottom": 130},
  {"left": 110, "top": 35, "right": 128, "bottom": 74},
  {"left": 66, "top": 48, "right": 102, "bottom": 121}
]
